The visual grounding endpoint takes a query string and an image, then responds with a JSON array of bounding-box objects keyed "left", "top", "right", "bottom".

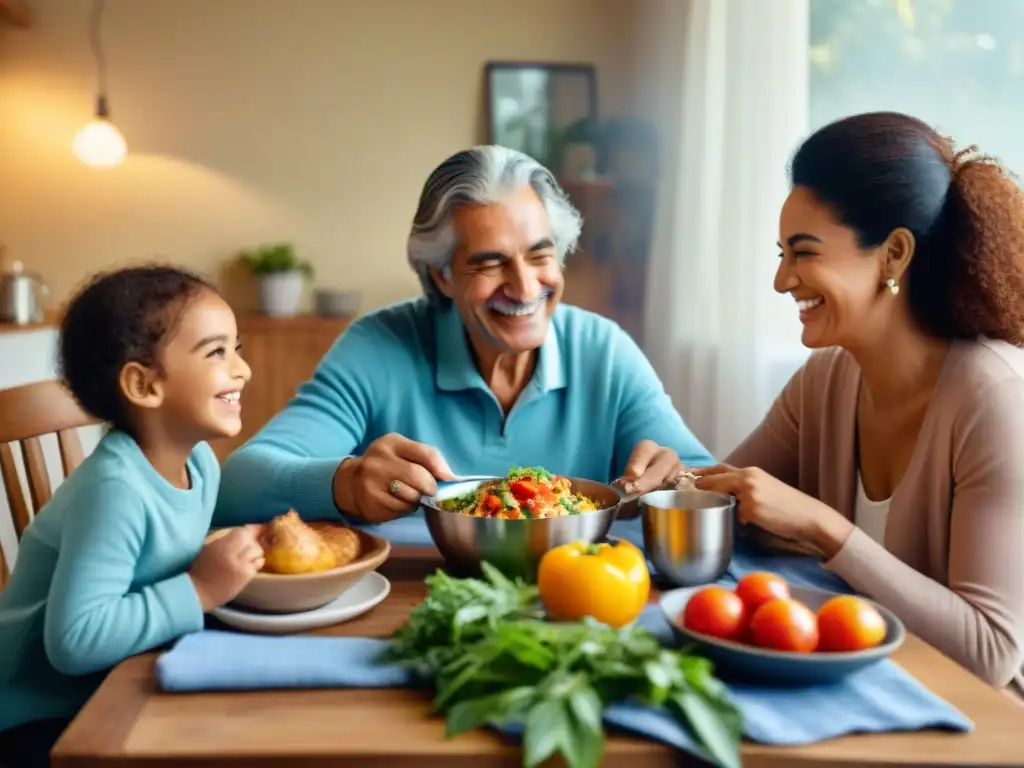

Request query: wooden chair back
[{"left": 0, "top": 380, "right": 98, "bottom": 587}]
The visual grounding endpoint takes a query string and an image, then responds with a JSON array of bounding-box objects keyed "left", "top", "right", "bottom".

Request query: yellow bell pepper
[{"left": 537, "top": 539, "right": 651, "bottom": 628}]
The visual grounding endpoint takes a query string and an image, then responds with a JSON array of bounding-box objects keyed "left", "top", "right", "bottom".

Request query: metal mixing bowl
[
  {"left": 639, "top": 488, "right": 735, "bottom": 587},
  {"left": 420, "top": 476, "right": 622, "bottom": 581}
]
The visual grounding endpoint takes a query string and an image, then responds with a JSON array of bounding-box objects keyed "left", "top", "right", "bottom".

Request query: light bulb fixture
[{"left": 73, "top": 0, "right": 127, "bottom": 168}]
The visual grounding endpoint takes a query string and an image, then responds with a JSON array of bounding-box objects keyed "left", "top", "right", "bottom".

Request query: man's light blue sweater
[{"left": 215, "top": 299, "right": 712, "bottom": 540}]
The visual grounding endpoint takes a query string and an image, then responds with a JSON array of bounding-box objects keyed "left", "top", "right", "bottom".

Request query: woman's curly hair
[
  {"left": 790, "top": 112, "right": 1024, "bottom": 344},
  {"left": 58, "top": 264, "right": 215, "bottom": 434}
]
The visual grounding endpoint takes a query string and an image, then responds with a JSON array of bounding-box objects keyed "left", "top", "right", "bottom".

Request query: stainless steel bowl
[
  {"left": 420, "top": 476, "right": 622, "bottom": 581},
  {"left": 640, "top": 488, "right": 735, "bottom": 587}
]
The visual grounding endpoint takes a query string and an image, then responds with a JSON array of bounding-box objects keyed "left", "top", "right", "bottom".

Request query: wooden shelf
[
  {"left": 0, "top": 308, "right": 59, "bottom": 335},
  {"left": 0, "top": 0, "right": 31, "bottom": 28},
  {"left": 237, "top": 313, "right": 353, "bottom": 334}
]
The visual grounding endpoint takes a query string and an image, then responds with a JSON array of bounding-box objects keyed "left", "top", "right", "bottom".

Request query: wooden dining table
[{"left": 52, "top": 548, "right": 1024, "bottom": 767}]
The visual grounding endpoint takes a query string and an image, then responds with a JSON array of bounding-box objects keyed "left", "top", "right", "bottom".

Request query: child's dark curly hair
[
  {"left": 790, "top": 112, "right": 1024, "bottom": 344},
  {"left": 58, "top": 265, "right": 215, "bottom": 433}
]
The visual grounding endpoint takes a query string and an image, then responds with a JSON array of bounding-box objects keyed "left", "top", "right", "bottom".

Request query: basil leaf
[
  {"left": 600, "top": 660, "right": 643, "bottom": 679},
  {"left": 681, "top": 661, "right": 743, "bottom": 739},
  {"left": 644, "top": 659, "right": 671, "bottom": 690},
  {"left": 673, "top": 690, "right": 742, "bottom": 768},
  {"left": 523, "top": 700, "right": 568, "bottom": 768},
  {"left": 480, "top": 561, "right": 517, "bottom": 593},
  {"left": 493, "top": 686, "right": 539, "bottom": 722},
  {"left": 452, "top": 604, "right": 488, "bottom": 637},
  {"left": 568, "top": 685, "right": 603, "bottom": 734},
  {"left": 434, "top": 656, "right": 487, "bottom": 710},
  {"left": 445, "top": 696, "right": 499, "bottom": 737},
  {"left": 563, "top": 703, "right": 605, "bottom": 768}
]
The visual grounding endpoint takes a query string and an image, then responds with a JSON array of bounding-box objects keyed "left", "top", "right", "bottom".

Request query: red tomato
[
  {"left": 510, "top": 479, "right": 555, "bottom": 502},
  {"left": 735, "top": 572, "right": 790, "bottom": 613},
  {"left": 816, "top": 595, "right": 887, "bottom": 652},
  {"left": 681, "top": 586, "right": 749, "bottom": 642},
  {"left": 749, "top": 598, "right": 819, "bottom": 652}
]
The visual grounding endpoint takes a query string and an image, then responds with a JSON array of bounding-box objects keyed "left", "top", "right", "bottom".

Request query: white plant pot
[{"left": 257, "top": 271, "right": 304, "bottom": 317}]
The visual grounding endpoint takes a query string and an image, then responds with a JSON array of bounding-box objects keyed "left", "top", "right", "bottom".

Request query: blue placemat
[
  {"left": 349, "top": 511, "right": 435, "bottom": 547},
  {"left": 156, "top": 559, "right": 973, "bottom": 765},
  {"left": 725, "top": 539, "right": 856, "bottom": 594}
]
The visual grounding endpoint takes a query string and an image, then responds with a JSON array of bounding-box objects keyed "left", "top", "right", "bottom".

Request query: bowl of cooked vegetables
[{"left": 419, "top": 466, "right": 623, "bottom": 581}]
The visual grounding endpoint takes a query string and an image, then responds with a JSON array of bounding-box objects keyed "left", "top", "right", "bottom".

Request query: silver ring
[{"left": 388, "top": 480, "right": 401, "bottom": 496}]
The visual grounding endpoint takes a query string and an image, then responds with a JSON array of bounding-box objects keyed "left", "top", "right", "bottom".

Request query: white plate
[{"left": 211, "top": 572, "right": 391, "bottom": 635}]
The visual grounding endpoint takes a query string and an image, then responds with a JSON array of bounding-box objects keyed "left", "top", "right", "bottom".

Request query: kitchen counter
[{"left": 0, "top": 309, "right": 59, "bottom": 334}]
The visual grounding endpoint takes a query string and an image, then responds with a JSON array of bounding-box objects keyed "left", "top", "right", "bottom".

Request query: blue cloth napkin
[
  {"left": 156, "top": 635, "right": 413, "bottom": 691},
  {"left": 155, "top": 553, "right": 974, "bottom": 765}
]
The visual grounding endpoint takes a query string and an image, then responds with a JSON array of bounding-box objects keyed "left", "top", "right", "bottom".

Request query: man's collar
[{"left": 434, "top": 304, "right": 566, "bottom": 393}]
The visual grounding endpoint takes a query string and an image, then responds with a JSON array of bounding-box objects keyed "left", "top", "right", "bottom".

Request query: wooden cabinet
[
  {"left": 0, "top": 0, "right": 31, "bottom": 27},
  {"left": 209, "top": 315, "right": 351, "bottom": 462}
]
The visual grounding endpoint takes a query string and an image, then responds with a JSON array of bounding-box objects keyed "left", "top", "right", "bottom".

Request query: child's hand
[{"left": 188, "top": 525, "right": 265, "bottom": 612}]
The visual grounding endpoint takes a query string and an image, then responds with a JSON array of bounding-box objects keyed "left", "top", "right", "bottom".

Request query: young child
[{"left": 0, "top": 265, "right": 263, "bottom": 767}]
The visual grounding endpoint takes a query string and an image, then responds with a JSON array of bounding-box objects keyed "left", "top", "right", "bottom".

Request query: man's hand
[{"left": 333, "top": 433, "right": 455, "bottom": 524}]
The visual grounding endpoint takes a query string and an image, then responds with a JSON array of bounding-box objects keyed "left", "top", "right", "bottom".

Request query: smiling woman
[{"left": 696, "top": 111, "right": 1024, "bottom": 696}]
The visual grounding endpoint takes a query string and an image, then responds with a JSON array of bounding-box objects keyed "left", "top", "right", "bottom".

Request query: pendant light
[{"left": 72, "top": 0, "right": 127, "bottom": 168}]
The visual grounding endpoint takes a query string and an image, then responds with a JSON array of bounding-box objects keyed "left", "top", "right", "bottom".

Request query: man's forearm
[{"left": 215, "top": 445, "right": 345, "bottom": 525}]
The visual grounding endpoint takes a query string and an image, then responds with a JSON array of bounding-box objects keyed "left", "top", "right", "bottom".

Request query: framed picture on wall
[{"left": 484, "top": 61, "right": 598, "bottom": 171}]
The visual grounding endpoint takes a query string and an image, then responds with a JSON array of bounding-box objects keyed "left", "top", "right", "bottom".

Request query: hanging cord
[{"left": 88, "top": 0, "right": 110, "bottom": 116}]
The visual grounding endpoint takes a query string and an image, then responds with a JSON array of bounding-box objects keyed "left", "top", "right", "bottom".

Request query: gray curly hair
[{"left": 407, "top": 145, "right": 584, "bottom": 304}]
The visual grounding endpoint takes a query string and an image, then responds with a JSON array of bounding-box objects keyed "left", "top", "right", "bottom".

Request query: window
[{"left": 809, "top": 0, "right": 1024, "bottom": 174}]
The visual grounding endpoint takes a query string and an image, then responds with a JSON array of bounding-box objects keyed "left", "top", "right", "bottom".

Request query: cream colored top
[
  {"left": 854, "top": 473, "right": 892, "bottom": 546},
  {"left": 727, "top": 339, "right": 1024, "bottom": 693}
]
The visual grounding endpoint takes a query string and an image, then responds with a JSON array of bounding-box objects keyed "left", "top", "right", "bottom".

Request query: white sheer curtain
[{"left": 641, "top": 0, "right": 811, "bottom": 460}]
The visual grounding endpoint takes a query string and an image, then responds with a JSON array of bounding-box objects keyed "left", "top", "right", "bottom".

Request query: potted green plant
[{"left": 239, "top": 242, "right": 313, "bottom": 317}]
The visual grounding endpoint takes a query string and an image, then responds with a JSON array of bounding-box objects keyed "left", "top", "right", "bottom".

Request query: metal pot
[
  {"left": 0, "top": 260, "right": 50, "bottom": 325},
  {"left": 419, "top": 476, "right": 623, "bottom": 582}
]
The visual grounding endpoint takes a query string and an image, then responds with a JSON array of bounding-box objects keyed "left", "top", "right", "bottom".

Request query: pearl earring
[{"left": 885, "top": 278, "right": 899, "bottom": 296}]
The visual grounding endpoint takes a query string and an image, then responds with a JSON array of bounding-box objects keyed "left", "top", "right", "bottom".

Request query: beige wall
[{"left": 0, "top": 0, "right": 643, "bottom": 315}]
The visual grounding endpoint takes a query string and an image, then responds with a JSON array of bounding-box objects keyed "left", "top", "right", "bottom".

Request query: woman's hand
[
  {"left": 693, "top": 464, "right": 855, "bottom": 558},
  {"left": 616, "top": 440, "right": 688, "bottom": 496},
  {"left": 334, "top": 433, "right": 456, "bottom": 523}
]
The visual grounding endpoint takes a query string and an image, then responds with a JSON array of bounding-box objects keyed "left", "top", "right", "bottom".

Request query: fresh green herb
[{"left": 386, "top": 564, "right": 742, "bottom": 768}]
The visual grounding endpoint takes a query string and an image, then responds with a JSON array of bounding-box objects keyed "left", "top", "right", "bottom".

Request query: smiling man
[{"left": 214, "top": 145, "right": 713, "bottom": 544}]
